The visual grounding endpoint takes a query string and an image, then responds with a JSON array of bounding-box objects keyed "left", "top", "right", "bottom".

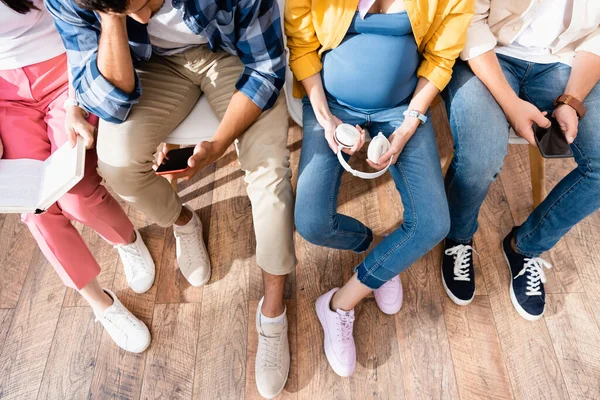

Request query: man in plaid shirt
[{"left": 47, "top": 0, "right": 294, "bottom": 395}]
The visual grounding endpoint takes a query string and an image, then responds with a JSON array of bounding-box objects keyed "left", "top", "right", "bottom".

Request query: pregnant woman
[
  {"left": 286, "top": 0, "right": 473, "bottom": 376},
  {"left": 0, "top": 0, "right": 155, "bottom": 352}
]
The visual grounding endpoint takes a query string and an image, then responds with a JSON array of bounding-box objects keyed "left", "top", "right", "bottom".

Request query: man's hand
[
  {"left": 367, "top": 117, "right": 420, "bottom": 170},
  {"left": 154, "top": 141, "right": 228, "bottom": 181},
  {"left": 65, "top": 106, "right": 96, "bottom": 149},
  {"left": 504, "top": 98, "right": 551, "bottom": 146},
  {"left": 553, "top": 104, "right": 578, "bottom": 144}
]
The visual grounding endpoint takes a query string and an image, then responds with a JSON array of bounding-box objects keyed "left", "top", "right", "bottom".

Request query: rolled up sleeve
[
  {"left": 459, "top": 0, "right": 496, "bottom": 61},
  {"left": 46, "top": 0, "right": 141, "bottom": 123},
  {"left": 235, "top": 0, "right": 286, "bottom": 111},
  {"left": 417, "top": 0, "right": 475, "bottom": 91},
  {"left": 284, "top": 0, "right": 322, "bottom": 82},
  {"left": 576, "top": 28, "right": 600, "bottom": 57}
]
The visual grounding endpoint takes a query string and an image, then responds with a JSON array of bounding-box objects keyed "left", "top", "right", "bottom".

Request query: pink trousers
[{"left": 0, "top": 53, "right": 134, "bottom": 290}]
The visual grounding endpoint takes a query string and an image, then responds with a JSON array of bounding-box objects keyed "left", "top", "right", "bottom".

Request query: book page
[
  {"left": 38, "top": 139, "right": 85, "bottom": 210},
  {"left": 0, "top": 159, "right": 43, "bottom": 210}
]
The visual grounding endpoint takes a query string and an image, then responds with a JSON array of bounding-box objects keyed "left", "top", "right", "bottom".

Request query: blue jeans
[
  {"left": 295, "top": 97, "right": 450, "bottom": 289},
  {"left": 443, "top": 54, "right": 600, "bottom": 257}
]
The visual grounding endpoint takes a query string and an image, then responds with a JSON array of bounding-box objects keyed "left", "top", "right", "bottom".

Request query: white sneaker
[
  {"left": 315, "top": 288, "right": 356, "bottom": 377},
  {"left": 255, "top": 298, "right": 290, "bottom": 399},
  {"left": 115, "top": 229, "right": 155, "bottom": 294},
  {"left": 173, "top": 204, "right": 211, "bottom": 287},
  {"left": 94, "top": 289, "right": 151, "bottom": 353}
]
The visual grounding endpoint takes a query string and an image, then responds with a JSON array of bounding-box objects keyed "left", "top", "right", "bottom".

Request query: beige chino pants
[{"left": 96, "top": 46, "right": 295, "bottom": 275}]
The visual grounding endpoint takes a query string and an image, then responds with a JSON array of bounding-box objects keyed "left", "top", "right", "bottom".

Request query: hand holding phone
[
  {"left": 532, "top": 116, "right": 573, "bottom": 159},
  {"left": 155, "top": 147, "right": 194, "bottom": 175}
]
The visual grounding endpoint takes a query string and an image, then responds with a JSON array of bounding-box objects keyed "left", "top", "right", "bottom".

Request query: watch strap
[
  {"left": 554, "top": 94, "right": 586, "bottom": 119},
  {"left": 403, "top": 109, "right": 427, "bottom": 125}
]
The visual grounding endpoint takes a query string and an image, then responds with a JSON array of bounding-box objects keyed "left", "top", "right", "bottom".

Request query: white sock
[
  {"left": 261, "top": 310, "right": 285, "bottom": 325},
  {"left": 173, "top": 207, "right": 197, "bottom": 234}
]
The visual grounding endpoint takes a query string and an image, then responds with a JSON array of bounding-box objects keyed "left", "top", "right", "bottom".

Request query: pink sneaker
[
  {"left": 373, "top": 275, "right": 403, "bottom": 315},
  {"left": 315, "top": 288, "right": 356, "bottom": 377}
]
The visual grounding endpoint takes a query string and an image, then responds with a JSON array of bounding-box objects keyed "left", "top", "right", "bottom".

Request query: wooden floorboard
[
  {"left": 140, "top": 303, "right": 202, "bottom": 400},
  {"left": 0, "top": 251, "right": 66, "bottom": 400},
  {"left": 36, "top": 307, "right": 103, "bottom": 400},
  {"left": 192, "top": 147, "right": 253, "bottom": 400},
  {"left": 0, "top": 214, "right": 38, "bottom": 308},
  {"left": 477, "top": 178, "right": 569, "bottom": 399},
  {"left": 1, "top": 110, "right": 600, "bottom": 400}
]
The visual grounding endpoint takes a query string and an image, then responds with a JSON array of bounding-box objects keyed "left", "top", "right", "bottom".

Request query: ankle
[
  {"left": 174, "top": 206, "right": 192, "bottom": 226},
  {"left": 330, "top": 292, "right": 350, "bottom": 312},
  {"left": 89, "top": 291, "right": 114, "bottom": 314},
  {"left": 510, "top": 237, "right": 519, "bottom": 254},
  {"left": 261, "top": 300, "right": 285, "bottom": 318},
  {"left": 127, "top": 230, "right": 137, "bottom": 245}
]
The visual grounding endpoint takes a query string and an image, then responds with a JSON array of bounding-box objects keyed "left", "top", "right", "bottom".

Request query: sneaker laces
[
  {"left": 258, "top": 334, "right": 281, "bottom": 370},
  {"left": 115, "top": 242, "right": 152, "bottom": 281},
  {"left": 176, "top": 231, "right": 203, "bottom": 266},
  {"left": 95, "top": 307, "right": 137, "bottom": 335},
  {"left": 445, "top": 244, "right": 476, "bottom": 282},
  {"left": 336, "top": 311, "right": 355, "bottom": 344},
  {"left": 515, "top": 257, "right": 552, "bottom": 296}
]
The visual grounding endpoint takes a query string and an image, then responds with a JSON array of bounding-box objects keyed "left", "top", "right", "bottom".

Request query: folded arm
[{"left": 45, "top": 0, "right": 141, "bottom": 123}]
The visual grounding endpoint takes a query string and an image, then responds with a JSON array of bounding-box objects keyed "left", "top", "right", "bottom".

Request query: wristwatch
[
  {"left": 64, "top": 98, "right": 89, "bottom": 118},
  {"left": 403, "top": 109, "right": 427, "bottom": 125},
  {"left": 554, "top": 94, "right": 586, "bottom": 119}
]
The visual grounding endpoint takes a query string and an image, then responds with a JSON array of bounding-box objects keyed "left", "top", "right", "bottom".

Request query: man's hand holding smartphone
[
  {"left": 154, "top": 140, "right": 228, "bottom": 181},
  {"left": 504, "top": 98, "right": 551, "bottom": 146},
  {"left": 553, "top": 104, "right": 579, "bottom": 144}
]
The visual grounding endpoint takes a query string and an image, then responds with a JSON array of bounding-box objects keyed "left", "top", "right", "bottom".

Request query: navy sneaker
[
  {"left": 502, "top": 227, "right": 552, "bottom": 321},
  {"left": 442, "top": 238, "right": 476, "bottom": 306}
]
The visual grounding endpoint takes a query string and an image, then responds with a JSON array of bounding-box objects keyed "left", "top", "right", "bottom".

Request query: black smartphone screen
[
  {"left": 155, "top": 147, "right": 195, "bottom": 173},
  {"left": 533, "top": 117, "right": 573, "bottom": 158}
]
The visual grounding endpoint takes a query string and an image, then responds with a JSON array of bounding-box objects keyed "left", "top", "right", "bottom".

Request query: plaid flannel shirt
[{"left": 45, "top": 0, "right": 286, "bottom": 123}]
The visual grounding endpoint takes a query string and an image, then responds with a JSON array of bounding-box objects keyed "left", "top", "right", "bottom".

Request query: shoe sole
[
  {"left": 440, "top": 264, "right": 474, "bottom": 306},
  {"left": 502, "top": 249, "right": 543, "bottom": 321},
  {"left": 315, "top": 297, "right": 354, "bottom": 378}
]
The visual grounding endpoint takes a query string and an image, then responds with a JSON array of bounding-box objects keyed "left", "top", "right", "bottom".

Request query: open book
[{"left": 0, "top": 137, "right": 86, "bottom": 214}]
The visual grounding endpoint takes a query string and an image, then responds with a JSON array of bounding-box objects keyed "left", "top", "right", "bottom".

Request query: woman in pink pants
[{"left": 0, "top": 0, "right": 156, "bottom": 353}]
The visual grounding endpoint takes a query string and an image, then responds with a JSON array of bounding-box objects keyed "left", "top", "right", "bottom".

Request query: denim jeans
[
  {"left": 295, "top": 96, "right": 450, "bottom": 289},
  {"left": 443, "top": 54, "right": 600, "bottom": 257}
]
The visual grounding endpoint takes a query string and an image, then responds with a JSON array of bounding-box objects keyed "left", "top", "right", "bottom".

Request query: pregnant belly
[{"left": 322, "top": 33, "right": 420, "bottom": 111}]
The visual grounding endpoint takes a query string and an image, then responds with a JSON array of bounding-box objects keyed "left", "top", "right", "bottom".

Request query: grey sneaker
[{"left": 255, "top": 298, "right": 290, "bottom": 399}]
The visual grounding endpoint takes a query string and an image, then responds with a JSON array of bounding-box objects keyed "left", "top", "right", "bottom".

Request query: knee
[
  {"left": 294, "top": 202, "right": 334, "bottom": 246},
  {"left": 96, "top": 127, "right": 153, "bottom": 192},
  {"left": 408, "top": 204, "right": 450, "bottom": 251},
  {"left": 452, "top": 144, "right": 506, "bottom": 187}
]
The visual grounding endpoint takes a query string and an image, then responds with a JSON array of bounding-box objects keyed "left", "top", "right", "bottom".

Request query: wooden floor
[{"left": 1, "top": 102, "right": 599, "bottom": 400}]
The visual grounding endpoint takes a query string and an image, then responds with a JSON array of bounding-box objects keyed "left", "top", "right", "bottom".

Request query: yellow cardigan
[{"left": 285, "top": 0, "right": 475, "bottom": 98}]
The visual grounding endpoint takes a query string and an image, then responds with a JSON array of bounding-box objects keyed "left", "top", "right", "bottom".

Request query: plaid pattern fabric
[{"left": 46, "top": 0, "right": 286, "bottom": 123}]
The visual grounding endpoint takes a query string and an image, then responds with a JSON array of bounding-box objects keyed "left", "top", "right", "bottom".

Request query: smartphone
[
  {"left": 155, "top": 147, "right": 194, "bottom": 175},
  {"left": 533, "top": 117, "right": 573, "bottom": 159}
]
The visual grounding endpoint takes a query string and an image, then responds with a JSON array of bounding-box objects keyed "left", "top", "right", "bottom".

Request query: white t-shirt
[
  {"left": 0, "top": 0, "right": 65, "bottom": 70},
  {"left": 147, "top": 0, "right": 208, "bottom": 56},
  {"left": 496, "top": 0, "right": 575, "bottom": 64}
]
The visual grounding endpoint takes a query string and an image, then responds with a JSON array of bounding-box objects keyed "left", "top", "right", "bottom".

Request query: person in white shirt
[
  {"left": 0, "top": 0, "right": 156, "bottom": 353},
  {"left": 440, "top": 0, "right": 600, "bottom": 320}
]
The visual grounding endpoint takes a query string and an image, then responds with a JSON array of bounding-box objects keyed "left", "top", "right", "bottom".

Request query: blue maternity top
[{"left": 321, "top": 12, "right": 419, "bottom": 112}]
